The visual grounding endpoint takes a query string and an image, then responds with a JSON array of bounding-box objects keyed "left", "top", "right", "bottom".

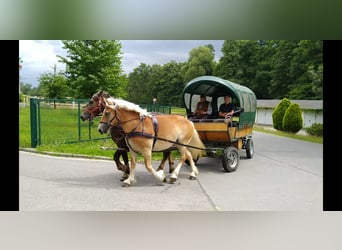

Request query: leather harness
[
  {"left": 125, "top": 115, "right": 173, "bottom": 154},
  {"left": 111, "top": 114, "right": 205, "bottom": 153}
]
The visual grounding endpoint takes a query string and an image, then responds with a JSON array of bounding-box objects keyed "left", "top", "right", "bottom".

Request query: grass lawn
[{"left": 19, "top": 105, "right": 185, "bottom": 160}]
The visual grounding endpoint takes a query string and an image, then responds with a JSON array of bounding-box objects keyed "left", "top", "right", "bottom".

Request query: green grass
[
  {"left": 19, "top": 105, "right": 182, "bottom": 160},
  {"left": 171, "top": 106, "right": 186, "bottom": 115},
  {"left": 20, "top": 105, "right": 322, "bottom": 162},
  {"left": 253, "top": 124, "right": 323, "bottom": 144},
  {"left": 19, "top": 107, "right": 31, "bottom": 147}
]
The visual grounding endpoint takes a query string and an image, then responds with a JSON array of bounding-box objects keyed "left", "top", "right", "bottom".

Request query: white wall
[{"left": 255, "top": 108, "right": 323, "bottom": 128}]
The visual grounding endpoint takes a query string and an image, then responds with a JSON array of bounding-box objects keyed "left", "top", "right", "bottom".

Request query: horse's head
[
  {"left": 80, "top": 90, "right": 108, "bottom": 121},
  {"left": 97, "top": 98, "right": 119, "bottom": 134}
]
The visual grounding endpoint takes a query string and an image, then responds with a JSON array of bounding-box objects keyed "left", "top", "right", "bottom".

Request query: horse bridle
[{"left": 84, "top": 96, "right": 105, "bottom": 120}]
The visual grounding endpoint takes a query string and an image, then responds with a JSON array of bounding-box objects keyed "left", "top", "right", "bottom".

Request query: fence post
[
  {"left": 78, "top": 101, "right": 81, "bottom": 140},
  {"left": 30, "top": 98, "right": 38, "bottom": 148}
]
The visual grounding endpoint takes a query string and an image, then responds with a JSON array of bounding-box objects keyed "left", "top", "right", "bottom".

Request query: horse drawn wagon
[{"left": 182, "top": 76, "right": 257, "bottom": 172}]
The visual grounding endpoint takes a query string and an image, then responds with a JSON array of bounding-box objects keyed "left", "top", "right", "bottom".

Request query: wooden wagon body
[{"left": 182, "top": 76, "right": 257, "bottom": 171}]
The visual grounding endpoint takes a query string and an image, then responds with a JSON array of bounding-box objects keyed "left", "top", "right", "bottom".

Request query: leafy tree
[
  {"left": 215, "top": 40, "right": 240, "bottom": 81},
  {"left": 127, "top": 63, "right": 154, "bottom": 103},
  {"left": 268, "top": 40, "right": 322, "bottom": 99},
  {"left": 307, "top": 64, "right": 323, "bottom": 99},
  {"left": 182, "top": 45, "right": 215, "bottom": 83},
  {"left": 20, "top": 82, "right": 40, "bottom": 96},
  {"left": 20, "top": 83, "right": 34, "bottom": 95},
  {"left": 38, "top": 71, "right": 69, "bottom": 99},
  {"left": 288, "top": 40, "right": 323, "bottom": 99},
  {"left": 58, "top": 40, "right": 126, "bottom": 99},
  {"left": 215, "top": 40, "right": 273, "bottom": 98},
  {"left": 127, "top": 61, "right": 185, "bottom": 106},
  {"left": 215, "top": 40, "right": 322, "bottom": 100},
  {"left": 153, "top": 61, "right": 185, "bottom": 106}
]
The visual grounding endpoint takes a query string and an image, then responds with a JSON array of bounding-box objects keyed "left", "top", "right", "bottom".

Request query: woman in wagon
[
  {"left": 218, "top": 94, "right": 235, "bottom": 119},
  {"left": 192, "top": 94, "right": 212, "bottom": 119}
]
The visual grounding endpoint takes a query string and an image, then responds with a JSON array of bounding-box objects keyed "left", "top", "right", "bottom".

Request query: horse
[
  {"left": 81, "top": 90, "right": 175, "bottom": 181},
  {"left": 97, "top": 97, "right": 205, "bottom": 187}
]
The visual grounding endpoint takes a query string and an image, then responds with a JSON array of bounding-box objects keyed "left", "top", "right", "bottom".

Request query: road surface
[{"left": 19, "top": 131, "right": 323, "bottom": 211}]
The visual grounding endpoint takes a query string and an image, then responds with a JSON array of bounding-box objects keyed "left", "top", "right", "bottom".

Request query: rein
[{"left": 140, "top": 134, "right": 207, "bottom": 151}]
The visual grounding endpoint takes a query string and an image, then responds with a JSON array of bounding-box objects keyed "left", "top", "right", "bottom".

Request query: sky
[{"left": 19, "top": 40, "right": 224, "bottom": 87}]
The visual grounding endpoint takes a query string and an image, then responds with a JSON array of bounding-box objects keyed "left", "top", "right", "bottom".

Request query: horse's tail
[{"left": 188, "top": 128, "right": 206, "bottom": 160}]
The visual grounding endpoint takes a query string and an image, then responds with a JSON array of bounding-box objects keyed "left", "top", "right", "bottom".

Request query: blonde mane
[{"left": 105, "top": 97, "right": 150, "bottom": 117}]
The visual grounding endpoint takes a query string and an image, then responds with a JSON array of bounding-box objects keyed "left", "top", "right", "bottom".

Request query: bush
[
  {"left": 305, "top": 123, "right": 323, "bottom": 137},
  {"left": 272, "top": 98, "right": 291, "bottom": 130},
  {"left": 282, "top": 103, "right": 303, "bottom": 133},
  {"left": 19, "top": 93, "right": 24, "bottom": 102}
]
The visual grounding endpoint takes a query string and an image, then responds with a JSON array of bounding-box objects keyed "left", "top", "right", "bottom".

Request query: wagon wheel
[
  {"left": 222, "top": 146, "right": 239, "bottom": 172},
  {"left": 245, "top": 139, "right": 254, "bottom": 159}
]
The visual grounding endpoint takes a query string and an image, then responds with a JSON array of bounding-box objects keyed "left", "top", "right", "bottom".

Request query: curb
[{"left": 19, "top": 147, "right": 113, "bottom": 161}]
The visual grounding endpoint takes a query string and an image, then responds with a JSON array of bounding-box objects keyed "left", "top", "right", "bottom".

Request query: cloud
[
  {"left": 19, "top": 40, "right": 66, "bottom": 84},
  {"left": 121, "top": 40, "right": 223, "bottom": 74},
  {"left": 19, "top": 40, "right": 224, "bottom": 87}
]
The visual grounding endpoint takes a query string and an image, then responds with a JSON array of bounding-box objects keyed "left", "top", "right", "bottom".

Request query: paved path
[{"left": 20, "top": 131, "right": 323, "bottom": 211}]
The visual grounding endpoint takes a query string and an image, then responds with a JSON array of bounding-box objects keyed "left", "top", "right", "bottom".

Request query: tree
[
  {"left": 58, "top": 40, "right": 126, "bottom": 99},
  {"left": 20, "top": 83, "right": 33, "bottom": 95},
  {"left": 127, "top": 61, "right": 185, "bottom": 106},
  {"left": 182, "top": 45, "right": 216, "bottom": 83},
  {"left": 38, "top": 71, "right": 69, "bottom": 99},
  {"left": 287, "top": 40, "right": 323, "bottom": 99},
  {"left": 127, "top": 63, "right": 154, "bottom": 103},
  {"left": 214, "top": 40, "right": 241, "bottom": 82},
  {"left": 215, "top": 40, "right": 272, "bottom": 98},
  {"left": 153, "top": 61, "right": 185, "bottom": 106},
  {"left": 215, "top": 40, "right": 322, "bottom": 100}
]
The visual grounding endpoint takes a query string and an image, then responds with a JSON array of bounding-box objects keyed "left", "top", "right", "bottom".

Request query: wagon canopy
[{"left": 182, "top": 76, "right": 257, "bottom": 127}]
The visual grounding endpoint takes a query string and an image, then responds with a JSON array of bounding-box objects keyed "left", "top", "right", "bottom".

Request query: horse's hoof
[
  {"left": 120, "top": 176, "right": 127, "bottom": 181},
  {"left": 170, "top": 177, "right": 177, "bottom": 184},
  {"left": 122, "top": 182, "right": 131, "bottom": 187},
  {"left": 189, "top": 176, "right": 197, "bottom": 180},
  {"left": 163, "top": 177, "right": 167, "bottom": 183}
]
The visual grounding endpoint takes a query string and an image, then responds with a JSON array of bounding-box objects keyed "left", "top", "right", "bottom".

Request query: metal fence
[
  {"left": 29, "top": 98, "right": 171, "bottom": 148},
  {"left": 139, "top": 104, "right": 171, "bottom": 114}
]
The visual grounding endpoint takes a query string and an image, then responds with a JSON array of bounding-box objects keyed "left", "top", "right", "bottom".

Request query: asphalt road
[{"left": 19, "top": 131, "right": 323, "bottom": 211}]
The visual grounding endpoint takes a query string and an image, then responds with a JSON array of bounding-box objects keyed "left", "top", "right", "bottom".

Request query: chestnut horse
[
  {"left": 81, "top": 90, "right": 174, "bottom": 181},
  {"left": 98, "top": 97, "right": 205, "bottom": 187}
]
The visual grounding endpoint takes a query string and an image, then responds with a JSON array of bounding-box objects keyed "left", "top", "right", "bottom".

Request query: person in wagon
[
  {"left": 218, "top": 94, "right": 235, "bottom": 119},
  {"left": 193, "top": 94, "right": 212, "bottom": 119}
]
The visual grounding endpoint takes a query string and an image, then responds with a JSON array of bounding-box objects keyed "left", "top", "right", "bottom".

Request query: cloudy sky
[{"left": 19, "top": 40, "right": 224, "bottom": 87}]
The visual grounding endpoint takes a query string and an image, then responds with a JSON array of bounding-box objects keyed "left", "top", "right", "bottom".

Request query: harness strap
[
  {"left": 152, "top": 116, "right": 158, "bottom": 148},
  {"left": 123, "top": 115, "right": 207, "bottom": 152},
  {"left": 125, "top": 115, "right": 159, "bottom": 149}
]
